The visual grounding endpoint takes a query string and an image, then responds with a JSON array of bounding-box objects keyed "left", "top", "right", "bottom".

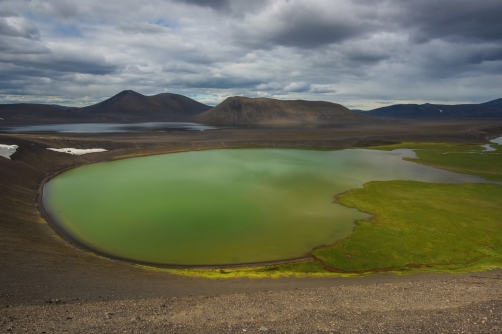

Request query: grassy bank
[
  {"left": 314, "top": 181, "right": 502, "bottom": 273},
  {"left": 162, "top": 141, "right": 502, "bottom": 278},
  {"left": 372, "top": 141, "right": 502, "bottom": 181}
]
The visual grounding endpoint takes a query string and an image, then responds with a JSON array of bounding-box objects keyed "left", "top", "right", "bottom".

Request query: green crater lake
[{"left": 43, "top": 148, "right": 494, "bottom": 265}]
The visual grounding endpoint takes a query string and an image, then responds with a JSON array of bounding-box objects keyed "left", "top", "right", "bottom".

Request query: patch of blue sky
[
  {"left": 14, "top": 13, "right": 82, "bottom": 39},
  {"left": 51, "top": 23, "right": 81, "bottom": 37},
  {"left": 23, "top": 11, "right": 36, "bottom": 20},
  {"left": 152, "top": 19, "right": 178, "bottom": 30}
]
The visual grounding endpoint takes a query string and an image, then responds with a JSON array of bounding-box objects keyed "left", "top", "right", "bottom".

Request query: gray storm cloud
[
  {"left": 172, "top": 0, "right": 231, "bottom": 11},
  {"left": 0, "top": 0, "right": 500, "bottom": 109}
]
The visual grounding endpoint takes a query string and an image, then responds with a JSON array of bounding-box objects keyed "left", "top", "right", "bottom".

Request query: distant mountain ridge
[
  {"left": 196, "top": 96, "right": 369, "bottom": 124},
  {"left": 49, "top": 104, "right": 77, "bottom": 111},
  {"left": 0, "top": 90, "right": 211, "bottom": 125},
  {"left": 0, "top": 104, "right": 84, "bottom": 125},
  {"left": 367, "top": 98, "right": 502, "bottom": 119},
  {"left": 482, "top": 98, "right": 502, "bottom": 106},
  {"left": 5, "top": 91, "right": 499, "bottom": 125}
]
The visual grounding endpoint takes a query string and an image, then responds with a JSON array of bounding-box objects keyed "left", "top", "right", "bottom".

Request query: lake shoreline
[
  {"left": 38, "top": 146, "right": 321, "bottom": 270},
  {"left": 2, "top": 119, "right": 502, "bottom": 332},
  {"left": 39, "top": 145, "right": 498, "bottom": 270}
]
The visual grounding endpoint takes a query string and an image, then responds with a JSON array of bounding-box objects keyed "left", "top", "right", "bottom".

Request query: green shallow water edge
[
  {"left": 42, "top": 145, "right": 499, "bottom": 268},
  {"left": 164, "top": 142, "right": 502, "bottom": 278}
]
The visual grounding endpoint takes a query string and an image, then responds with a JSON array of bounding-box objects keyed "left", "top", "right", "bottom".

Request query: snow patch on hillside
[
  {"left": 0, "top": 144, "right": 18, "bottom": 159},
  {"left": 482, "top": 144, "right": 496, "bottom": 152},
  {"left": 47, "top": 148, "right": 107, "bottom": 155}
]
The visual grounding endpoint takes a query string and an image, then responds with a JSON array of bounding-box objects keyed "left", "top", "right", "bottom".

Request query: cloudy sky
[{"left": 1, "top": 0, "right": 501, "bottom": 109}]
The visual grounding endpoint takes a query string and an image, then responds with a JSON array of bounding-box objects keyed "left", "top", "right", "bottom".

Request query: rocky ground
[
  {"left": 1, "top": 119, "right": 502, "bottom": 333},
  {"left": 1, "top": 272, "right": 501, "bottom": 333}
]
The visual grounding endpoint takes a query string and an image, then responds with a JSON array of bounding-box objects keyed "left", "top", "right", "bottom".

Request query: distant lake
[
  {"left": 43, "top": 148, "right": 498, "bottom": 266},
  {"left": 0, "top": 122, "right": 216, "bottom": 133}
]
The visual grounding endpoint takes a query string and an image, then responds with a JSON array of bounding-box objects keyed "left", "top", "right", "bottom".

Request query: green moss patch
[
  {"left": 314, "top": 181, "right": 502, "bottom": 273},
  {"left": 163, "top": 261, "right": 351, "bottom": 278},
  {"left": 372, "top": 141, "right": 502, "bottom": 181}
]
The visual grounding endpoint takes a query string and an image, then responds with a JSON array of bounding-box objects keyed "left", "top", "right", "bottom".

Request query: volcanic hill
[
  {"left": 0, "top": 90, "right": 212, "bottom": 124},
  {"left": 196, "top": 97, "right": 369, "bottom": 124},
  {"left": 76, "top": 90, "right": 211, "bottom": 121}
]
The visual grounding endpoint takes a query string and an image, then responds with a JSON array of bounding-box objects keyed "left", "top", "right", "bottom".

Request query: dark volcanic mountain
[
  {"left": 0, "top": 90, "right": 212, "bottom": 125},
  {"left": 0, "top": 104, "right": 82, "bottom": 125},
  {"left": 367, "top": 98, "right": 502, "bottom": 119},
  {"left": 76, "top": 90, "right": 211, "bottom": 121},
  {"left": 196, "top": 97, "right": 369, "bottom": 124}
]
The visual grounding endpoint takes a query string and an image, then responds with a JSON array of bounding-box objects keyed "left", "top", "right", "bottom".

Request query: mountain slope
[
  {"left": 0, "top": 104, "right": 83, "bottom": 125},
  {"left": 76, "top": 90, "right": 211, "bottom": 121},
  {"left": 196, "top": 97, "right": 369, "bottom": 124},
  {"left": 367, "top": 99, "right": 502, "bottom": 119},
  {"left": 482, "top": 98, "right": 502, "bottom": 106}
]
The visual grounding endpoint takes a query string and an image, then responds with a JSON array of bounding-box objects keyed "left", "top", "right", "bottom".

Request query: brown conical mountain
[
  {"left": 77, "top": 90, "right": 211, "bottom": 121},
  {"left": 196, "top": 96, "right": 370, "bottom": 124}
]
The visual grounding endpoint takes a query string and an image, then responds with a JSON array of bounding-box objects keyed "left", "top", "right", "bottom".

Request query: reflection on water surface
[
  {"left": 0, "top": 122, "right": 216, "bottom": 133},
  {"left": 43, "top": 148, "right": 498, "bottom": 265}
]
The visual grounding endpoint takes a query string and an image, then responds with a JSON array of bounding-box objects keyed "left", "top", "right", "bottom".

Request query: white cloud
[
  {"left": 284, "top": 82, "right": 311, "bottom": 92},
  {"left": 0, "top": 0, "right": 500, "bottom": 109}
]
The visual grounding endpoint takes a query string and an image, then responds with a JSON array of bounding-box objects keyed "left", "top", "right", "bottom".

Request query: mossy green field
[
  {"left": 373, "top": 141, "right": 502, "bottom": 181},
  {"left": 314, "top": 181, "right": 502, "bottom": 273},
  {"left": 163, "top": 140, "right": 502, "bottom": 278}
]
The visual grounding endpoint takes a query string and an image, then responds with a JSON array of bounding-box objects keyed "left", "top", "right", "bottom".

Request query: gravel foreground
[{"left": 1, "top": 273, "right": 501, "bottom": 333}]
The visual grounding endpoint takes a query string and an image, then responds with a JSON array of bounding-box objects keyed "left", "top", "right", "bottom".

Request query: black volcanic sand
[{"left": 1, "top": 119, "right": 502, "bottom": 333}]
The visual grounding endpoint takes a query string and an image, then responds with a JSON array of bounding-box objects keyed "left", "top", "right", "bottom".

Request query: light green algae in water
[{"left": 43, "top": 148, "right": 493, "bottom": 265}]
